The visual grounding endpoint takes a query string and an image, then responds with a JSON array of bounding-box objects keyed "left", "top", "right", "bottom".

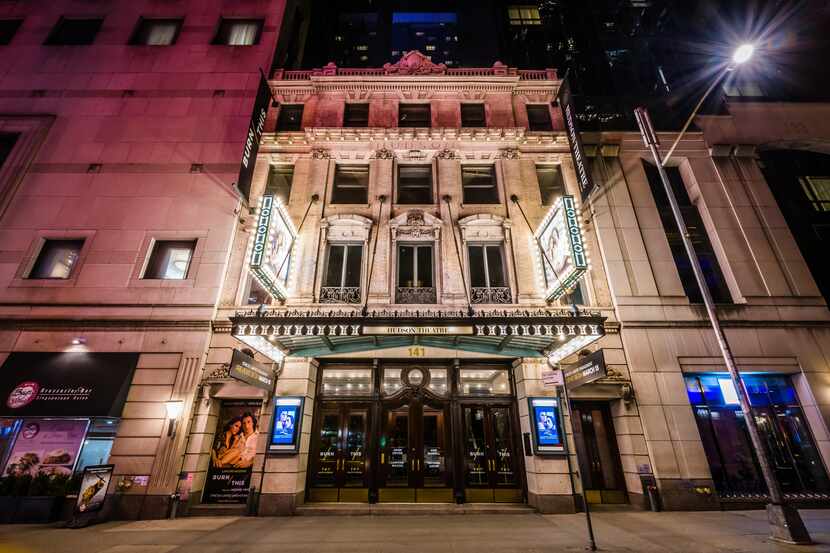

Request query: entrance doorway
[
  {"left": 306, "top": 361, "right": 525, "bottom": 504},
  {"left": 571, "top": 401, "right": 627, "bottom": 504},
  {"left": 307, "top": 403, "right": 371, "bottom": 502},
  {"left": 378, "top": 398, "right": 452, "bottom": 502},
  {"left": 462, "top": 405, "right": 522, "bottom": 503}
]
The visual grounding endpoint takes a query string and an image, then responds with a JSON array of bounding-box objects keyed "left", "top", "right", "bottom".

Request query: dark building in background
[{"left": 286, "top": 0, "right": 830, "bottom": 130}]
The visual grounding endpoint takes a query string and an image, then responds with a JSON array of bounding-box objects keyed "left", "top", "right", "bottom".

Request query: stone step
[
  {"left": 295, "top": 502, "right": 536, "bottom": 516},
  {"left": 186, "top": 503, "right": 248, "bottom": 517}
]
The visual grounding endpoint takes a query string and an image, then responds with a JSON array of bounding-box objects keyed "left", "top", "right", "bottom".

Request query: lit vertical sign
[
  {"left": 236, "top": 73, "right": 273, "bottom": 203},
  {"left": 249, "top": 195, "right": 296, "bottom": 301},
  {"left": 535, "top": 195, "right": 588, "bottom": 301},
  {"left": 558, "top": 77, "right": 595, "bottom": 202}
]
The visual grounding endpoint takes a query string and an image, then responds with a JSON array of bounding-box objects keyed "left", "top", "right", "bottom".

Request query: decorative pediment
[
  {"left": 390, "top": 210, "right": 442, "bottom": 241},
  {"left": 458, "top": 213, "right": 512, "bottom": 242},
  {"left": 383, "top": 50, "right": 447, "bottom": 75},
  {"left": 321, "top": 214, "right": 373, "bottom": 242}
]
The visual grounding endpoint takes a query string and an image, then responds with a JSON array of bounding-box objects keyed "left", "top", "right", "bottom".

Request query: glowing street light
[{"left": 731, "top": 43, "right": 755, "bottom": 66}]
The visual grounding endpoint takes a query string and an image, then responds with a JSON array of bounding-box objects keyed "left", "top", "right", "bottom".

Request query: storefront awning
[{"left": 230, "top": 307, "right": 606, "bottom": 362}]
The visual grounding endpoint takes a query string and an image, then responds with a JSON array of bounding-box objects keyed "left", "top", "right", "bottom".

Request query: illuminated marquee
[
  {"left": 249, "top": 195, "right": 297, "bottom": 301},
  {"left": 535, "top": 195, "right": 588, "bottom": 301}
]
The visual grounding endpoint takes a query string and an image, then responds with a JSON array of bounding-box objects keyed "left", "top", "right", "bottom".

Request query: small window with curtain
[
  {"left": 397, "top": 165, "right": 433, "bottom": 204},
  {"left": 537, "top": 165, "right": 564, "bottom": 205},
  {"left": 28, "top": 239, "right": 84, "bottom": 279},
  {"left": 0, "top": 19, "right": 23, "bottom": 45},
  {"left": 130, "top": 18, "right": 182, "bottom": 45},
  {"left": 399, "top": 104, "right": 431, "bottom": 128},
  {"left": 344, "top": 103, "right": 369, "bottom": 127},
  {"left": 266, "top": 165, "right": 294, "bottom": 204},
  {"left": 213, "top": 18, "right": 263, "bottom": 46},
  {"left": 276, "top": 105, "right": 303, "bottom": 132},
  {"left": 460, "top": 103, "right": 486, "bottom": 127},
  {"left": 142, "top": 240, "right": 196, "bottom": 280},
  {"left": 468, "top": 244, "right": 511, "bottom": 304},
  {"left": 527, "top": 105, "right": 553, "bottom": 131},
  {"left": 321, "top": 244, "right": 363, "bottom": 303},
  {"left": 462, "top": 165, "right": 499, "bottom": 204},
  {"left": 45, "top": 18, "right": 103, "bottom": 45},
  {"left": 332, "top": 165, "right": 369, "bottom": 204}
]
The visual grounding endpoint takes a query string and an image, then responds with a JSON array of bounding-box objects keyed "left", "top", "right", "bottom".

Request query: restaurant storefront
[{"left": 0, "top": 352, "right": 138, "bottom": 479}]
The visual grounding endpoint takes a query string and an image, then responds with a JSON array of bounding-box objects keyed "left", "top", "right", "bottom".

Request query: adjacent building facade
[{"left": 0, "top": 1, "right": 288, "bottom": 518}]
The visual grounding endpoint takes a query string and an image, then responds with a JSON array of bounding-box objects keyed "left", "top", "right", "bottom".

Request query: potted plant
[
  {"left": 0, "top": 474, "right": 23, "bottom": 523},
  {"left": 16, "top": 473, "right": 70, "bottom": 523}
]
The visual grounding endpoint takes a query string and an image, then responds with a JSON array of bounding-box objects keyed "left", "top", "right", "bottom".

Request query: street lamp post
[{"left": 634, "top": 44, "right": 812, "bottom": 545}]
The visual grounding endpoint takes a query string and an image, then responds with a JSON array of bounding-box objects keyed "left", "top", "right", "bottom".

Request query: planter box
[
  {"left": 15, "top": 496, "right": 61, "bottom": 523},
  {"left": 0, "top": 496, "right": 19, "bottom": 523}
]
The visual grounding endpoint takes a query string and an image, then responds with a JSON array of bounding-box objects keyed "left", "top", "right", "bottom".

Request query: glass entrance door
[
  {"left": 308, "top": 403, "right": 370, "bottom": 502},
  {"left": 378, "top": 400, "right": 452, "bottom": 502},
  {"left": 462, "top": 405, "right": 522, "bottom": 503},
  {"left": 571, "top": 402, "right": 627, "bottom": 504}
]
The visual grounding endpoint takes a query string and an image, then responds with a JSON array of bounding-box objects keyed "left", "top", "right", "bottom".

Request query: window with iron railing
[
  {"left": 468, "top": 244, "right": 511, "bottom": 304},
  {"left": 321, "top": 244, "right": 363, "bottom": 303},
  {"left": 396, "top": 244, "right": 435, "bottom": 304}
]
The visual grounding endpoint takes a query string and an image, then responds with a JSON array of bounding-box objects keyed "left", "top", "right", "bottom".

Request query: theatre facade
[{"left": 182, "top": 52, "right": 830, "bottom": 516}]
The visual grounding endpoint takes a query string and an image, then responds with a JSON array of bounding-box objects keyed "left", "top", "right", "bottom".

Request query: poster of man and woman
[
  {"left": 529, "top": 397, "right": 565, "bottom": 453},
  {"left": 204, "top": 401, "right": 260, "bottom": 504}
]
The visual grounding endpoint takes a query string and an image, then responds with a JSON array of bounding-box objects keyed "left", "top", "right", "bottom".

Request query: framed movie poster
[
  {"left": 203, "top": 400, "right": 262, "bottom": 504},
  {"left": 75, "top": 464, "right": 114, "bottom": 514},
  {"left": 267, "top": 397, "right": 304, "bottom": 454},
  {"left": 528, "top": 397, "right": 567, "bottom": 455}
]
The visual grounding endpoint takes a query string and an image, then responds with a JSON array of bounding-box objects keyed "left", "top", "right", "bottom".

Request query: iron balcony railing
[
  {"left": 395, "top": 286, "right": 437, "bottom": 304},
  {"left": 470, "top": 287, "right": 512, "bottom": 304},
  {"left": 319, "top": 287, "right": 361, "bottom": 304}
]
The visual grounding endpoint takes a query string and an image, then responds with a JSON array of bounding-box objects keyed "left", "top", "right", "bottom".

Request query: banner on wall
[
  {"left": 236, "top": 72, "right": 274, "bottom": 204},
  {"left": 203, "top": 401, "right": 262, "bottom": 504},
  {"left": 4, "top": 418, "right": 89, "bottom": 477},
  {"left": 557, "top": 76, "right": 595, "bottom": 202}
]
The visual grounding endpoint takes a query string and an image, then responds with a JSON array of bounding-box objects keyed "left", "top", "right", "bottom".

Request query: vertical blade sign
[
  {"left": 558, "top": 77, "right": 595, "bottom": 202},
  {"left": 237, "top": 73, "right": 273, "bottom": 203}
]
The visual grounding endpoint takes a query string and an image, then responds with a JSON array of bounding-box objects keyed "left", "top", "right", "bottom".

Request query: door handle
[
  {"left": 381, "top": 453, "right": 385, "bottom": 465},
  {"left": 417, "top": 459, "right": 420, "bottom": 471}
]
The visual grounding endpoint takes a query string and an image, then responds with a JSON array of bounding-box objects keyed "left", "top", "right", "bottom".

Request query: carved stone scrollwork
[
  {"left": 311, "top": 148, "right": 332, "bottom": 159},
  {"left": 435, "top": 148, "right": 458, "bottom": 160},
  {"left": 499, "top": 148, "right": 521, "bottom": 159},
  {"left": 396, "top": 287, "right": 437, "bottom": 304},
  {"left": 372, "top": 147, "right": 396, "bottom": 159},
  {"left": 320, "top": 286, "right": 361, "bottom": 304}
]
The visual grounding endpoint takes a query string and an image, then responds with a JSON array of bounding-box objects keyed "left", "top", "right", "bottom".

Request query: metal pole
[
  {"left": 559, "top": 371, "right": 597, "bottom": 551},
  {"left": 634, "top": 106, "right": 811, "bottom": 544}
]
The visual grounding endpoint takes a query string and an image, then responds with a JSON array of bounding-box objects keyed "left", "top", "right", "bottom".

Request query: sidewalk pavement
[{"left": 1, "top": 509, "right": 829, "bottom": 553}]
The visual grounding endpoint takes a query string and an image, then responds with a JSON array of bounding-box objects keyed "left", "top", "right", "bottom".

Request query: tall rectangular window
[
  {"left": 266, "top": 165, "right": 294, "bottom": 204},
  {"left": 398, "top": 104, "right": 431, "bottom": 128},
  {"left": 468, "top": 244, "right": 510, "bottom": 303},
  {"left": 397, "top": 165, "right": 433, "bottom": 204},
  {"left": 321, "top": 244, "right": 363, "bottom": 303},
  {"left": 536, "top": 165, "right": 564, "bottom": 205},
  {"left": 460, "top": 104, "right": 486, "bottom": 127},
  {"left": 213, "top": 18, "right": 263, "bottom": 46},
  {"left": 344, "top": 103, "right": 369, "bottom": 127},
  {"left": 45, "top": 18, "right": 103, "bottom": 45},
  {"left": 398, "top": 245, "right": 433, "bottom": 288},
  {"left": 332, "top": 165, "right": 369, "bottom": 204},
  {"left": 643, "top": 161, "right": 731, "bottom": 303},
  {"left": 0, "top": 19, "right": 23, "bottom": 45},
  {"left": 143, "top": 240, "right": 196, "bottom": 280},
  {"left": 527, "top": 105, "right": 553, "bottom": 131},
  {"left": 28, "top": 239, "right": 84, "bottom": 279},
  {"left": 462, "top": 165, "right": 499, "bottom": 204},
  {"left": 0, "top": 133, "right": 18, "bottom": 169},
  {"left": 130, "top": 18, "right": 182, "bottom": 46},
  {"left": 276, "top": 105, "right": 304, "bottom": 132}
]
